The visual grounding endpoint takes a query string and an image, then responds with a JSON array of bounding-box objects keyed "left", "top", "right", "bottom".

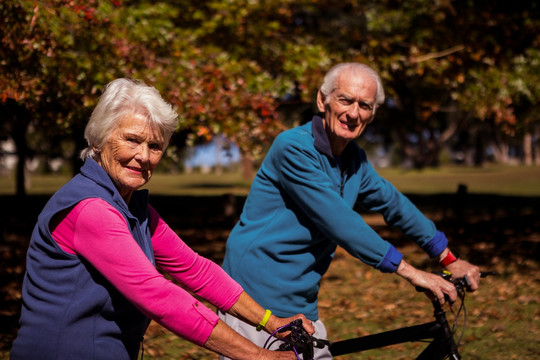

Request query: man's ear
[{"left": 316, "top": 90, "right": 326, "bottom": 113}]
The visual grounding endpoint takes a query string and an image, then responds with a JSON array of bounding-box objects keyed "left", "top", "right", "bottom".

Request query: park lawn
[
  {"left": 1, "top": 164, "right": 540, "bottom": 196},
  {"left": 376, "top": 165, "right": 540, "bottom": 196}
]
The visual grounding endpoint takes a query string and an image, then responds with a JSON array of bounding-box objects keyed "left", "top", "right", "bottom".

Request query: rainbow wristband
[{"left": 256, "top": 309, "right": 272, "bottom": 331}]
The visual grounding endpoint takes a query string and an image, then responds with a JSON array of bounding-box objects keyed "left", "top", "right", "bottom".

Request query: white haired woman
[{"left": 10, "top": 78, "right": 313, "bottom": 360}]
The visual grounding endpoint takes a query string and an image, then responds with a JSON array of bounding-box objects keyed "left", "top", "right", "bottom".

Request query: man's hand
[
  {"left": 396, "top": 259, "right": 457, "bottom": 304},
  {"left": 445, "top": 259, "right": 481, "bottom": 291}
]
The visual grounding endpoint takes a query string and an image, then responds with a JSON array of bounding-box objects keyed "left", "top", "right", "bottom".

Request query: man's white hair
[{"left": 320, "top": 63, "right": 385, "bottom": 111}]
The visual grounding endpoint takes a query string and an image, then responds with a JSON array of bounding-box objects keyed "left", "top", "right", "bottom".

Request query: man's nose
[{"left": 347, "top": 103, "right": 360, "bottom": 119}]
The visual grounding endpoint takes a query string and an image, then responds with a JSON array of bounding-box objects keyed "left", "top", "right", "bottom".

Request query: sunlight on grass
[
  {"left": 1, "top": 165, "right": 539, "bottom": 196},
  {"left": 377, "top": 165, "right": 540, "bottom": 196},
  {"left": 142, "top": 171, "right": 253, "bottom": 196}
]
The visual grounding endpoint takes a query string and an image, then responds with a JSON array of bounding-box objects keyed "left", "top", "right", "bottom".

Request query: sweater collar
[
  {"left": 312, "top": 115, "right": 334, "bottom": 158},
  {"left": 311, "top": 115, "right": 356, "bottom": 165}
]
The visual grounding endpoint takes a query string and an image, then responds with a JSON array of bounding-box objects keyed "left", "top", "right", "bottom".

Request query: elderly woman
[{"left": 10, "top": 78, "right": 313, "bottom": 360}]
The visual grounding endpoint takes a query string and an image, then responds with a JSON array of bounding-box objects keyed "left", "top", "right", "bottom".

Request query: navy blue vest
[{"left": 11, "top": 159, "right": 155, "bottom": 360}]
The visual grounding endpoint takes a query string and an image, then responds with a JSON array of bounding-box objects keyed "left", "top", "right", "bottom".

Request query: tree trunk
[
  {"left": 241, "top": 152, "right": 255, "bottom": 181},
  {"left": 5, "top": 100, "right": 31, "bottom": 198},
  {"left": 523, "top": 132, "right": 533, "bottom": 166},
  {"left": 490, "top": 140, "right": 510, "bottom": 164},
  {"left": 535, "top": 126, "right": 540, "bottom": 166}
]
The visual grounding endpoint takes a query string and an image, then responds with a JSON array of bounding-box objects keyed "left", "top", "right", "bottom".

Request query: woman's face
[{"left": 97, "top": 113, "right": 165, "bottom": 203}]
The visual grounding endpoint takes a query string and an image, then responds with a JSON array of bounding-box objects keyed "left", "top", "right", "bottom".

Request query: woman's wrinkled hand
[
  {"left": 257, "top": 348, "right": 300, "bottom": 360},
  {"left": 266, "top": 313, "right": 315, "bottom": 337}
]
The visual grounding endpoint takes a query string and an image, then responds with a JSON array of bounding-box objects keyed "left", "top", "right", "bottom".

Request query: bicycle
[{"left": 264, "top": 271, "right": 496, "bottom": 360}]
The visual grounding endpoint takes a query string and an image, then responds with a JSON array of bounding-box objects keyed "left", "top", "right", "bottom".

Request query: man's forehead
[{"left": 333, "top": 72, "right": 377, "bottom": 97}]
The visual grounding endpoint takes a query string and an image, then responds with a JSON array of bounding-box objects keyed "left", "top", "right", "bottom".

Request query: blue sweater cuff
[
  {"left": 376, "top": 245, "right": 403, "bottom": 273},
  {"left": 422, "top": 230, "right": 448, "bottom": 258}
]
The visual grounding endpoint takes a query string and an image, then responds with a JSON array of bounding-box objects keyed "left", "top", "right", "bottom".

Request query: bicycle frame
[
  {"left": 329, "top": 300, "right": 460, "bottom": 360},
  {"left": 267, "top": 273, "right": 496, "bottom": 359}
]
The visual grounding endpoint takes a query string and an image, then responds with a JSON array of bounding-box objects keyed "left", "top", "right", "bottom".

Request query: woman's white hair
[
  {"left": 80, "top": 78, "right": 178, "bottom": 160},
  {"left": 319, "top": 63, "right": 385, "bottom": 112}
]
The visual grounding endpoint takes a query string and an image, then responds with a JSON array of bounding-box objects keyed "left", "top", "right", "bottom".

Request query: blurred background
[
  {"left": 1, "top": 1, "right": 539, "bottom": 359},
  {"left": 1, "top": 0, "right": 539, "bottom": 192}
]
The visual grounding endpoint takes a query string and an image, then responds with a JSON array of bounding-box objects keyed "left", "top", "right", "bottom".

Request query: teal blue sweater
[{"left": 222, "top": 117, "right": 447, "bottom": 320}]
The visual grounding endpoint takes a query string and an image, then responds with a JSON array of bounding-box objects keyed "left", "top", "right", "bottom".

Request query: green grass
[
  {"left": 376, "top": 165, "right": 540, "bottom": 196},
  {"left": 1, "top": 164, "right": 540, "bottom": 196}
]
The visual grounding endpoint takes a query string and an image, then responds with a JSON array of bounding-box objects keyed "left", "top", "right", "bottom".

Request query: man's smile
[{"left": 340, "top": 120, "right": 359, "bottom": 129}]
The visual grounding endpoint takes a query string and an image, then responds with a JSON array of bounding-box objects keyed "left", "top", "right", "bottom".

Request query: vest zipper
[{"left": 139, "top": 336, "right": 144, "bottom": 360}]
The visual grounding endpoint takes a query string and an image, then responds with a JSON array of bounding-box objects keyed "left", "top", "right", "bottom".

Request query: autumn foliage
[{"left": 1, "top": 0, "right": 539, "bottom": 195}]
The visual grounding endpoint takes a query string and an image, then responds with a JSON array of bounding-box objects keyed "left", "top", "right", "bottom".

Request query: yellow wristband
[{"left": 256, "top": 309, "right": 272, "bottom": 331}]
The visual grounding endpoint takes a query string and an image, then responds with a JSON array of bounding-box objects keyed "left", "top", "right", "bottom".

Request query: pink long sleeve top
[{"left": 51, "top": 197, "right": 243, "bottom": 346}]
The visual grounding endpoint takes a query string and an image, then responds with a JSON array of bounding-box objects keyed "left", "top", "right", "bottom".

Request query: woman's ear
[{"left": 316, "top": 90, "right": 326, "bottom": 113}]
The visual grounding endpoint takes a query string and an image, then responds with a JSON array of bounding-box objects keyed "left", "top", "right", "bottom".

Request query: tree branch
[{"left": 411, "top": 45, "right": 465, "bottom": 63}]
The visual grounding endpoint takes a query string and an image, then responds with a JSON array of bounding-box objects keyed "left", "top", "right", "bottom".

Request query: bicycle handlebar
[
  {"left": 415, "top": 271, "right": 497, "bottom": 297},
  {"left": 269, "top": 271, "right": 497, "bottom": 360},
  {"left": 270, "top": 318, "right": 328, "bottom": 360}
]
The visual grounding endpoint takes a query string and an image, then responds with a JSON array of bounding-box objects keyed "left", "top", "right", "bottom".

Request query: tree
[
  {"left": 2, "top": 0, "right": 539, "bottom": 198},
  {"left": 182, "top": 0, "right": 540, "bottom": 168},
  {"left": 0, "top": 0, "right": 294, "bottom": 193},
  {"left": 371, "top": 0, "right": 540, "bottom": 167},
  {"left": 1, "top": 0, "right": 131, "bottom": 195}
]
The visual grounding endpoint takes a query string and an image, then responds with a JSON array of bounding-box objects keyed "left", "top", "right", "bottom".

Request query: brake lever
[
  {"left": 480, "top": 271, "right": 498, "bottom": 278},
  {"left": 276, "top": 319, "right": 329, "bottom": 360}
]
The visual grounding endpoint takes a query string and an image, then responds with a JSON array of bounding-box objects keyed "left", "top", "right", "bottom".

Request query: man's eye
[{"left": 360, "top": 103, "right": 373, "bottom": 111}]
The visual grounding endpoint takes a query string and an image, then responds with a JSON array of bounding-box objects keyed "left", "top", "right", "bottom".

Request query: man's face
[{"left": 317, "top": 70, "right": 377, "bottom": 155}]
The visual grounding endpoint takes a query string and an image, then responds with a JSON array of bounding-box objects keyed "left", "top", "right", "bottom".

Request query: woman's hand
[
  {"left": 256, "top": 348, "right": 302, "bottom": 360},
  {"left": 265, "top": 313, "right": 315, "bottom": 337},
  {"left": 205, "top": 320, "right": 303, "bottom": 360},
  {"left": 228, "top": 291, "right": 315, "bottom": 336}
]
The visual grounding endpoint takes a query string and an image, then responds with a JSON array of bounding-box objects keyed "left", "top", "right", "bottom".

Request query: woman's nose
[{"left": 134, "top": 143, "right": 150, "bottom": 162}]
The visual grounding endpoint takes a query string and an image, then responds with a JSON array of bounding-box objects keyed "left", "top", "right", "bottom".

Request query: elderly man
[{"left": 220, "top": 63, "right": 481, "bottom": 359}]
